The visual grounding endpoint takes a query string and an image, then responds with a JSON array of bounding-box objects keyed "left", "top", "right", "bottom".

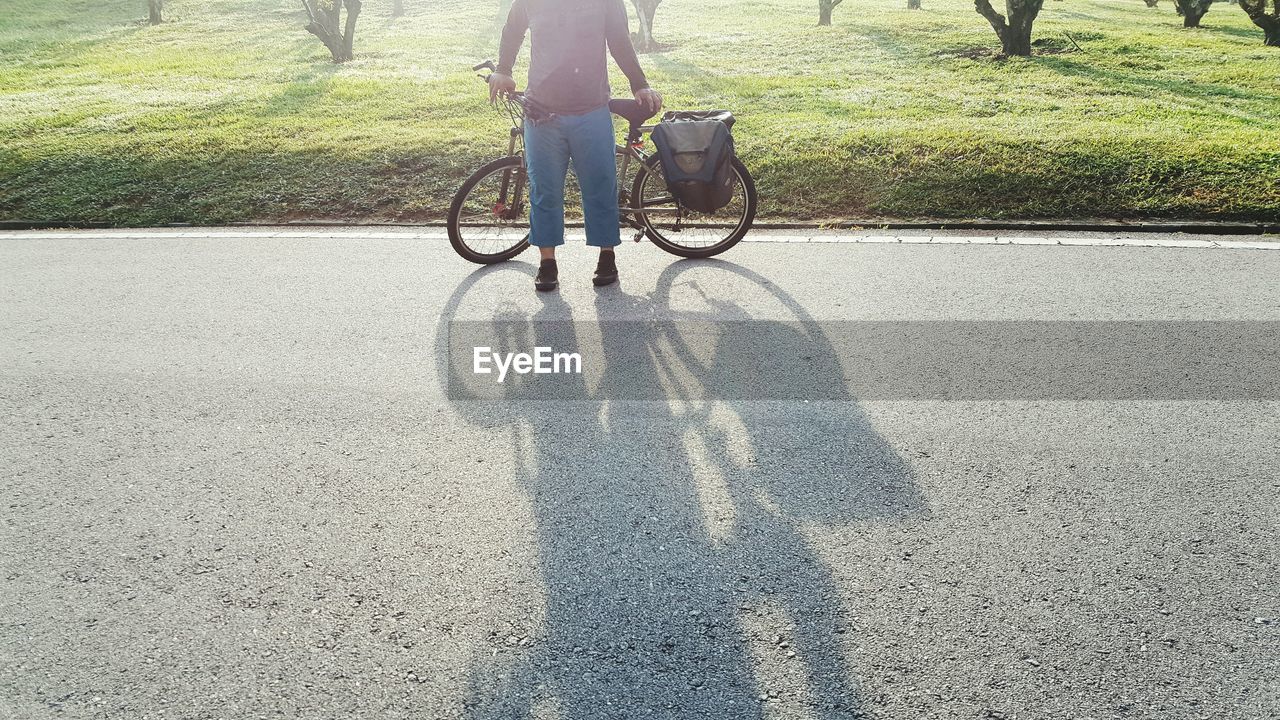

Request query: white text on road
[{"left": 473, "top": 346, "right": 582, "bottom": 383}]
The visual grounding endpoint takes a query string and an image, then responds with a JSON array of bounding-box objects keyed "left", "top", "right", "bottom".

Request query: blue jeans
[{"left": 524, "top": 105, "right": 621, "bottom": 249}]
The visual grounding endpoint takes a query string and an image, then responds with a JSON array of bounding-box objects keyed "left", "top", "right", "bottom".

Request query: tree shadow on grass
[
  {"left": 812, "top": 23, "right": 927, "bottom": 63},
  {"left": 0, "top": 4, "right": 152, "bottom": 70},
  {"left": 254, "top": 65, "right": 348, "bottom": 120},
  {"left": 1190, "top": 22, "right": 1275, "bottom": 42},
  {"left": 437, "top": 259, "right": 926, "bottom": 719},
  {"left": 634, "top": 38, "right": 679, "bottom": 54},
  {"left": 931, "top": 41, "right": 1081, "bottom": 60},
  {"left": 647, "top": 53, "right": 719, "bottom": 95},
  {"left": 1036, "top": 55, "right": 1279, "bottom": 125}
]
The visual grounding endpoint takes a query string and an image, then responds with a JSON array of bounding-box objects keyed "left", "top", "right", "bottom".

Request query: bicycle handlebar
[{"left": 472, "top": 60, "right": 543, "bottom": 126}]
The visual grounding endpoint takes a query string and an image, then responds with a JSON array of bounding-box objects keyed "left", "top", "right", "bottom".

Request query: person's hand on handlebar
[
  {"left": 488, "top": 72, "right": 517, "bottom": 105},
  {"left": 634, "top": 87, "right": 663, "bottom": 115}
]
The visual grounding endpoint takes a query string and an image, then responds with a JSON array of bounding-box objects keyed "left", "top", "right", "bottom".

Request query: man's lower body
[{"left": 524, "top": 104, "right": 621, "bottom": 291}]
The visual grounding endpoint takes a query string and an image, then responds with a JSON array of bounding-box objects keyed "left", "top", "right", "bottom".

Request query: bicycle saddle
[{"left": 608, "top": 99, "right": 657, "bottom": 128}]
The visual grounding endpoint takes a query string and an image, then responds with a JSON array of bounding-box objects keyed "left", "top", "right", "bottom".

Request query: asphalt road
[{"left": 2, "top": 230, "right": 1278, "bottom": 720}]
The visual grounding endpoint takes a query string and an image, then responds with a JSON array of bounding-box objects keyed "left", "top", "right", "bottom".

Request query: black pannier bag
[{"left": 649, "top": 111, "right": 737, "bottom": 214}]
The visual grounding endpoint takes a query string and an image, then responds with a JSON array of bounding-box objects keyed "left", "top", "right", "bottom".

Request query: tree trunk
[
  {"left": 1175, "top": 0, "right": 1212, "bottom": 26},
  {"left": 818, "top": 0, "right": 837, "bottom": 25},
  {"left": 392, "top": 0, "right": 404, "bottom": 17},
  {"left": 908, "top": 0, "right": 922, "bottom": 8},
  {"left": 629, "top": 1, "right": 661, "bottom": 51},
  {"left": 340, "top": 0, "right": 361, "bottom": 61},
  {"left": 1239, "top": 0, "right": 1280, "bottom": 45},
  {"left": 1003, "top": 9, "right": 1035, "bottom": 55},
  {"left": 302, "top": 0, "right": 359, "bottom": 62},
  {"left": 148, "top": 0, "right": 163, "bottom": 25},
  {"left": 975, "top": 0, "right": 1043, "bottom": 56},
  {"left": 636, "top": 5, "right": 655, "bottom": 50}
]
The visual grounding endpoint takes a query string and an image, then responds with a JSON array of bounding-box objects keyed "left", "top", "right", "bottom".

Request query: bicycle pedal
[{"left": 632, "top": 229, "right": 645, "bottom": 243}]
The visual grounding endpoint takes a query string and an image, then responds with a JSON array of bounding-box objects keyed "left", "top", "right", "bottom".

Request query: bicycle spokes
[
  {"left": 449, "top": 160, "right": 531, "bottom": 263},
  {"left": 622, "top": 153, "right": 758, "bottom": 259}
]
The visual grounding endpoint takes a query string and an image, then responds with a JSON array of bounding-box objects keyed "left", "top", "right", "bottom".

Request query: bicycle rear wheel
[
  {"left": 448, "top": 156, "right": 531, "bottom": 264},
  {"left": 631, "top": 154, "right": 756, "bottom": 259}
]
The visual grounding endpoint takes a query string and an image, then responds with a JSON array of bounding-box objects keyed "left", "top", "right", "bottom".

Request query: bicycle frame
[
  {"left": 615, "top": 127, "right": 683, "bottom": 221},
  {"left": 495, "top": 125, "right": 525, "bottom": 221}
]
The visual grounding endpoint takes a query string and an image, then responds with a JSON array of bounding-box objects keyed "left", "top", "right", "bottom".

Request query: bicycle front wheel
[
  {"left": 631, "top": 154, "right": 757, "bottom": 259},
  {"left": 448, "top": 156, "right": 531, "bottom": 264}
]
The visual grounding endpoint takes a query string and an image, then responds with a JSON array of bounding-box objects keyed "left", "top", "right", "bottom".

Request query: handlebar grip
[{"left": 472, "top": 60, "right": 496, "bottom": 72}]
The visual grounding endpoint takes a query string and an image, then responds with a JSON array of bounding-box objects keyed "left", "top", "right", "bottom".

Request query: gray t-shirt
[{"left": 497, "top": 0, "right": 650, "bottom": 115}]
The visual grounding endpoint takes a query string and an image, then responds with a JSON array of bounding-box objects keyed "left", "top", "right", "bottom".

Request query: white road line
[{"left": 1, "top": 229, "right": 1276, "bottom": 250}]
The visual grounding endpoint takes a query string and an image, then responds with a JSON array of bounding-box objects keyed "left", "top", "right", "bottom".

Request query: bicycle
[{"left": 447, "top": 60, "right": 757, "bottom": 265}]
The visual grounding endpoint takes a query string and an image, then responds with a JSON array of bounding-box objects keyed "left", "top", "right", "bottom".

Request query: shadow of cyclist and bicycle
[{"left": 436, "top": 257, "right": 926, "bottom": 719}]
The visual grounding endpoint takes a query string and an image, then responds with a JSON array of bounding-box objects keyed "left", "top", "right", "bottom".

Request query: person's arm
[
  {"left": 496, "top": 0, "right": 529, "bottom": 77},
  {"left": 491, "top": 0, "right": 527, "bottom": 102},
  {"left": 605, "top": 0, "right": 649, "bottom": 93}
]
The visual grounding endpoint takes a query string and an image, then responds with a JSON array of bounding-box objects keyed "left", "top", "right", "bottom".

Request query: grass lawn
[{"left": 0, "top": 0, "right": 1277, "bottom": 225}]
